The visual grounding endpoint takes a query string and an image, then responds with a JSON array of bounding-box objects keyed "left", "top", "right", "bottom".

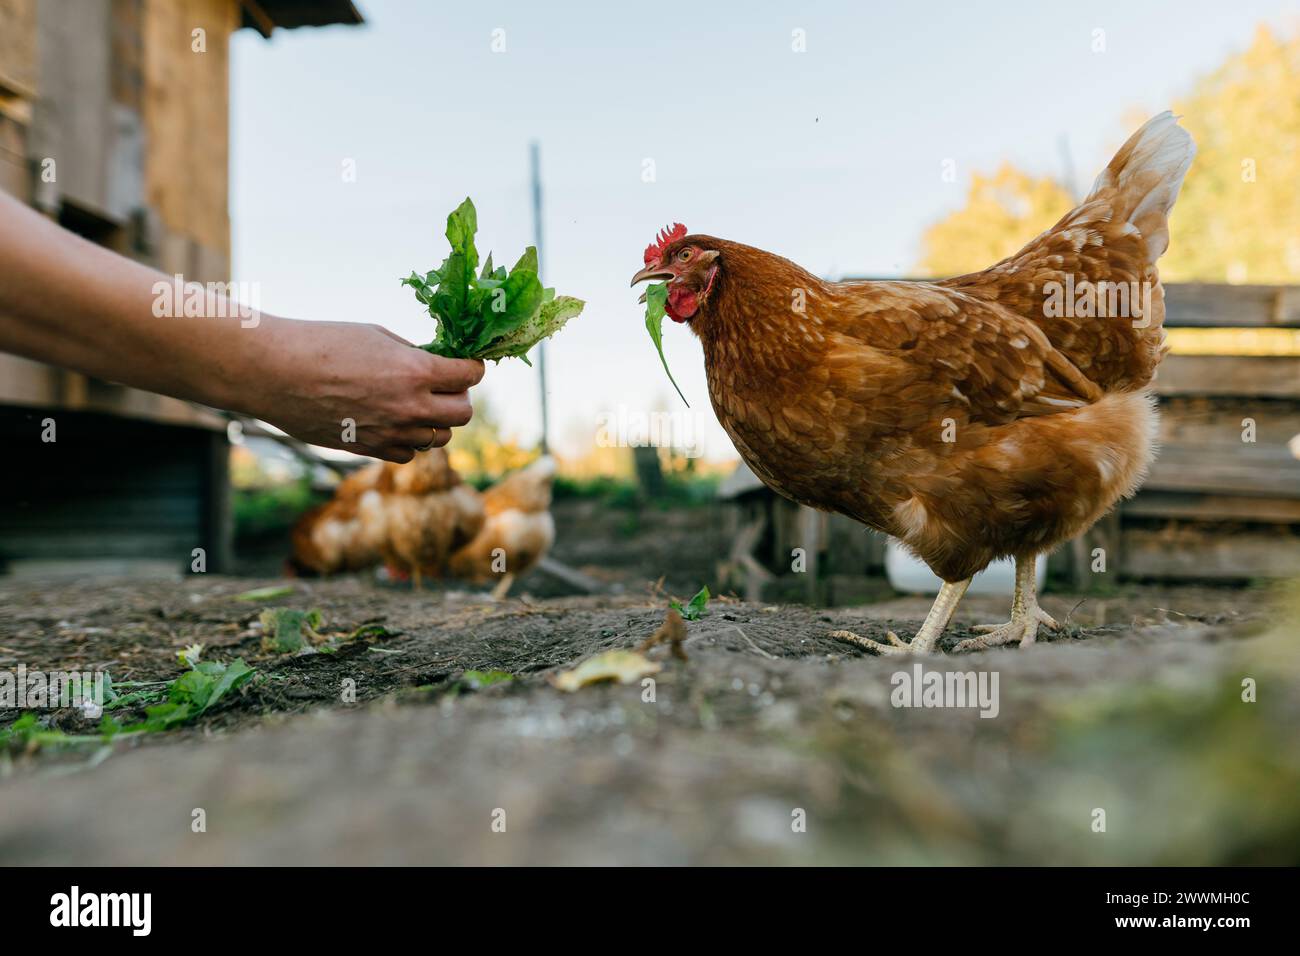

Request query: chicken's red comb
[{"left": 644, "top": 222, "right": 687, "bottom": 266}]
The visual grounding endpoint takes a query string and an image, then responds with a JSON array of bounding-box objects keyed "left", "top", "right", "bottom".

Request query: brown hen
[
  {"left": 290, "top": 448, "right": 485, "bottom": 588},
  {"left": 447, "top": 456, "right": 557, "bottom": 598},
  {"left": 290, "top": 451, "right": 557, "bottom": 596},
  {"left": 631, "top": 113, "right": 1195, "bottom": 654}
]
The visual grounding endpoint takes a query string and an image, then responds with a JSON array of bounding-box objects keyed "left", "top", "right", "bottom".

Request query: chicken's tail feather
[
  {"left": 1085, "top": 110, "right": 1196, "bottom": 266},
  {"left": 940, "top": 112, "right": 1195, "bottom": 393}
]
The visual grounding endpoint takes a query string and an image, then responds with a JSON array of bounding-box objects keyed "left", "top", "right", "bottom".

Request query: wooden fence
[{"left": 1076, "top": 283, "right": 1300, "bottom": 583}]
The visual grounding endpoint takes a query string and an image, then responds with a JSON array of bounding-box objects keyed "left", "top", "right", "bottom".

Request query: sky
[{"left": 230, "top": 0, "right": 1300, "bottom": 461}]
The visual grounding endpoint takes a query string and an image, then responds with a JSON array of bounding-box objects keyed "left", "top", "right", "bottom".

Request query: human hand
[{"left": 248, "top": 318, "right": 484, "bottom": 462}]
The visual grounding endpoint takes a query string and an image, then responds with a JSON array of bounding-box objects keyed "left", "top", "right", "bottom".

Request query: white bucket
[{"left": 883, "top": 538, "right": 1046, "bottom": 596}]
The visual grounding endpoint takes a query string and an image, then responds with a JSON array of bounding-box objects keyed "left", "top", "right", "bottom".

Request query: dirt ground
[{"left": 1, "top": 567, "right": 1296, "bottom": 866}]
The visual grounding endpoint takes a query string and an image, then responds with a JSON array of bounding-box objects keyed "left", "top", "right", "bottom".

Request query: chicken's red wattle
[{"left": 666, "top": 286, "right": 698, "bottom": 322}]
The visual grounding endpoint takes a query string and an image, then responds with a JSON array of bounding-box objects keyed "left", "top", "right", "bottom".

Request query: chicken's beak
[
  {"left": 630, "top": 265, "right": 674, "bottom": 288},
  {"left": 632, "top": 264, "right": 674, "bottom": 304}
]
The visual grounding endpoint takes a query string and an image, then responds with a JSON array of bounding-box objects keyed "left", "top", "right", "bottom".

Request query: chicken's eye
[{"left": 678, "top": 249, "right": 693, "bottom": 262}]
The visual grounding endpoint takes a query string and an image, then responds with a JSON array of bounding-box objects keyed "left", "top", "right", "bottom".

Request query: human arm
[{"left": 0, "top": 190, "right": 482, "bottom": 462}]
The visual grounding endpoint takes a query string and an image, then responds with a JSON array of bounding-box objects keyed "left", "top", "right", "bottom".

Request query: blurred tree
[
  {"left": 632, "top": 445, "right": 665, "bottom": 498},
  {"left": 917, "top": 24, "right": 1300, "bottom": 284},
  {"left": 917, "top": 164, "right": 1073, "bottom": 277},
  {"left": 1163, "top": 24, "right": 1300, "bottom": 283},
  {"left": 446, "top": 395, "right": 537, "bottom": 481}
]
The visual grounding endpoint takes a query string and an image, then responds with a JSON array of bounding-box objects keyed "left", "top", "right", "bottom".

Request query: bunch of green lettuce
[{"left": 402, "top": 198, "right": 583, "bottom": 365}]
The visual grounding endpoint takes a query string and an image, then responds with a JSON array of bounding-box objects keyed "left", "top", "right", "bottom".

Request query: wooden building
[{"left": 0, "top": 0, "right": 362, "bottom": 575}]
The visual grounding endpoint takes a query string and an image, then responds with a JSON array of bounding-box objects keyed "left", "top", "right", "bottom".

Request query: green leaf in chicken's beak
[{"left": 644, "top": 282, "right": 688, "bottom": 407}]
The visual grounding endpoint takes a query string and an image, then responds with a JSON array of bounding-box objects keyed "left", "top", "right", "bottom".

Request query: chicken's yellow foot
[
  {"left": 954, "top": 556, "right": 1059, "bottom": 652},
  {"left": 830, "top": 578, "right": 971, "bottom": 655},
  {"left": 488, "top": 572, "right": 515, "bottom": 602}
]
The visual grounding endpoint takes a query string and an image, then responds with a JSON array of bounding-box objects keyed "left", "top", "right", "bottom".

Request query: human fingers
[{"left": 418, "top": 354, "right": 485, "bottom": 392}]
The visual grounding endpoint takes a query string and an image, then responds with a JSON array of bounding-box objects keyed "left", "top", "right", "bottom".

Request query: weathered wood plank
[
  {"left": 1158, "top": 397, "right": 1300, "bottom": 447},
  {"left": 1070, "top": 507, "right": 1122, "bottom": 590},
  {"left": 1123, "top": 528, "right": 1300, "bottom": 580},
  {"left": 1164, "top": 283, "right": 1300, "bottom": 328},
  {"left": 825, "top": 513, "right": 876, "bottom": 574},
  {"left": 142, "top": 0, "right": 235, "bottom": 259},
  {"left": 1125, "top": 492, "right": 1300, "bottom": 523},
  {"left": 0, "top": 0, "right": 37, "bottom": 97},
  {"left": 33, "top": 0, "right": 116, "bottom": 219},
  {"left": 0, "top": 114, "right": 29, "bottom": 198},
  {"left": 797, "top": 505, "right": 821, "bottom": 602},
  {"left": 199, "top": 427, "right": 233, "bottom": 573},
  {"left": 1144, "top": 453, "right": 1300, "bottom": 498},
  {"left": 0, "top": 354, "right": 227, "bottom": 429},
  {"left": 1155, "top": 355, "right": 1300, "bottom": 399}
]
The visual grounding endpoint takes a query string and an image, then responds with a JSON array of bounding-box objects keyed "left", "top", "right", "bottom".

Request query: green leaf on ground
[
  {"left": 259, "top": 608, "right": 324, "bottom": 654},
  {"left": 670, "top": 585, "right": 710, "bottom": 621},
  {"left": 1, "top": 659, "right": 257, "bottom": 748},
  {"left": 461, "top": 670, "right": 514, "bottom": 690}
]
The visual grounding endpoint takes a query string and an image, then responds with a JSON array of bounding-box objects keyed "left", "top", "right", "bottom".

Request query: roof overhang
[{"left": 239, "top": 1, "right": 364, "bottom": 39}]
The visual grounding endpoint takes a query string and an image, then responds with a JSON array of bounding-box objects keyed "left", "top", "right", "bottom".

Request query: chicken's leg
[
  {"left": 830, "top": 578, "right": 971, "bottom": 655},
  {"left": 953, "top": 556, "right": 1058, "bottom": 652},
  {"left": 489, "top": 572, "right": 515, "bottom": 601}
]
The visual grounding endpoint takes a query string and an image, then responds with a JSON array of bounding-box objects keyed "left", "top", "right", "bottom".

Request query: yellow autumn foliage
[
  {"left": 1163, "top": 24, "right": 1300, "bottom": 283},
  {"left": 917, "top": 163, "right": 1073, "bottom": 278},
  {"left": 919, "top": 24, "right": 1300, "bottom": 285}
]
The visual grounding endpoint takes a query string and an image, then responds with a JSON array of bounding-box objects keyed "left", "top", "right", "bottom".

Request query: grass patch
[
  {"left": 0, "top": 657, "right": 257, "bottom": 752},
  {"left": 553, "top": 474, "right": 719, "bottom": 510}
]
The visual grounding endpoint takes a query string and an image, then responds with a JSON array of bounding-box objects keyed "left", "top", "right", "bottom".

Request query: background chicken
[
  {"left": 380, "top": 452, "right": 486, "bottom": 590},
  {"left": 288, "top": 460, "right": 389, "bottom": 576},
  {"left": 290, "top": 448, "right": 485, "bottom": 588},
  {"left": 631, "top": 112, "right": 1195, "bottom": 654},
  {"left": 447, "top": 456, "right": 557, "bottom": 599},
  {"left": 291, "top": 451, "right": 556, "bottom": 597}
]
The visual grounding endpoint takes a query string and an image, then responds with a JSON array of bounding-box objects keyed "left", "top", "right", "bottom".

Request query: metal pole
[
  {"left": 529, "top": 141, "right": 550, "bottom": 455},
  {"left": 1058, "top": 132, "right": 1078, "bottom": 202}
]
